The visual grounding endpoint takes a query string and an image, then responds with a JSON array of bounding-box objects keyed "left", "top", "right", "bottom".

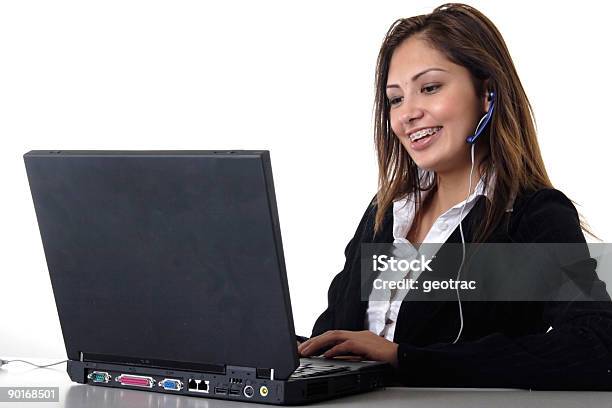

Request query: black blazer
[{"left": 308, "top": 188, "right": 612, "bottom": 390}]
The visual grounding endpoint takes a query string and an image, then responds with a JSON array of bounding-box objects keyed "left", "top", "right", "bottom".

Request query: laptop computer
[{"left": 24, "top": 150, "right": 389, "bottom": 404}]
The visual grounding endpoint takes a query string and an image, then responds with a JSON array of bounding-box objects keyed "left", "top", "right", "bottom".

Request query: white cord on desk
[{"left": 0, "top": 358, "right": 68, "bottom": 369}]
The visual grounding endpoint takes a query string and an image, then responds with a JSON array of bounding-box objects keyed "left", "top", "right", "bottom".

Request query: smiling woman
[
  {"left": 297, "top": 3, "right": 612, "bottom": 390},
  {"left": 372, "top": 3, "right": 559, "bottom": 244},
  {"left": 386, "top": 54, "right": 483, "bottom": 170}
]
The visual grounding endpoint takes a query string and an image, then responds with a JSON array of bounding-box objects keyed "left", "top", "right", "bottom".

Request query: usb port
[
  {"left": 229, "top": 388, "right": 241, "bottom": 396},
  {"left": 214, "top": 387, "right": 228, "bottom": 395}
]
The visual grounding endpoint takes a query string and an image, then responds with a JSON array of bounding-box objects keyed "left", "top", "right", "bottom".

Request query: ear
[{"left": 482, "top": 80, "right": 493, "bottom": 113}]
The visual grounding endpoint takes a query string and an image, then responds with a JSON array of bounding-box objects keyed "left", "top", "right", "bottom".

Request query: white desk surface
[{"left": 1, "top": 361, "right": 611, "bottom": 408}]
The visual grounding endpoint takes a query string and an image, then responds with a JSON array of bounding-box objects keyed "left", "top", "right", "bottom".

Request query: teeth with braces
[{"left": 409, "top": 126, "right": 442, "bottom": 142}]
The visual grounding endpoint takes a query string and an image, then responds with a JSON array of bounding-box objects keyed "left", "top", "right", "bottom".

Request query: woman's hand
[{"left": 297, "top": 330, "right": 399, "bottom": 367}]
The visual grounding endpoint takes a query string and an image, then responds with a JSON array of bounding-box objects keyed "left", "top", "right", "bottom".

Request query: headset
[
  {"left": 466, "top": 91, "right": 495, "bottom": 144},
  {"left": 452, "top": 90, "right": 495, "bottom": 344}
]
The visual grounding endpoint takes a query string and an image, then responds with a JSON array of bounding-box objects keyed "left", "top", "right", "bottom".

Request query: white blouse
[{"left": 365, "top": 175, "right": 490, "bottom": 341}]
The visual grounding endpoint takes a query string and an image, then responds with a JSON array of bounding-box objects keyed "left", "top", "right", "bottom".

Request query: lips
[
  {"left": 409, "top": 127, "right": 442, "bottom": 151},
  {"left": 408, "top": 126, "right": 443, "bottom": 142}
]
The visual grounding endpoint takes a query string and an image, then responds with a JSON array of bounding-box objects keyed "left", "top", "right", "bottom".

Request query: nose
[{"left": 398, "top": 99, "right": 424, "bottom": 127}]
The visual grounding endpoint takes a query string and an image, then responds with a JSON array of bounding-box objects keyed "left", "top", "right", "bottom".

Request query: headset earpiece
[{"left": 466, "top": 91, "right": 496, "bottom": 144}]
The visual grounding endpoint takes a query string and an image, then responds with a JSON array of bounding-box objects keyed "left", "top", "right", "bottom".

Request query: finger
[
  {"left": 300, "top": 338, "right": 343, "bottom": 357},
  {"left": 297, "top": 339, "right": 311, "bottom": 354},
  {"left": 323, "top": 340, "right": 361, "bottom": 359},
  {"left": 298, "top": 335, "right": 322, "bottom": 351},
  {"left": 299, "top": 331, "right": 351, "bottom": 356},
  {"left": 297, "top": 339, "right": 311, "bottom": 353},
  {"left": 298, "top": 332, "right": 333, "bottom": 354}
]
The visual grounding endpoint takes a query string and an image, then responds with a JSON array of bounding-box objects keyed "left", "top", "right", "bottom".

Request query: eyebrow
[{"left": 386, "top": 67, "right": 448, "bottom": 89}]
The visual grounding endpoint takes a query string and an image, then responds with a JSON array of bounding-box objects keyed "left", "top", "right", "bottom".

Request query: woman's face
[{"left": 386, "top": 36, "right": 489, "bottom": 173}]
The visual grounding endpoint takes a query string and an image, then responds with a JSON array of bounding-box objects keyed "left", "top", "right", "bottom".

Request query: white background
[{"left": 1, "top": 0, "right": 611, "bottom": 360}]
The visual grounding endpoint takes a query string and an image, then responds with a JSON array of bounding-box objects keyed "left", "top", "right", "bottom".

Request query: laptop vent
[
  {"left": 334, "top": 376, "right": 358, "bottom": 394},
  {"left": 306, "top": 381, "right": 328, "bottom": 398}
]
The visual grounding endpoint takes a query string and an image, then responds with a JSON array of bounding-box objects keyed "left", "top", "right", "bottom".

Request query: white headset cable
[{"left": 451, "top": 142, "right": 476, "bottom": 344}]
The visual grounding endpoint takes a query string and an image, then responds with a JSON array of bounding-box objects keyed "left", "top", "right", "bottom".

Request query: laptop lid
[{"left": 24, "top": 150, "right": 299, "bottom": 380}]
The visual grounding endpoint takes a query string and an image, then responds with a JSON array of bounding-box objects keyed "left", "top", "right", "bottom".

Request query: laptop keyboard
[{"left": 289, "top": 362, "right": 350, "bottom": 379}]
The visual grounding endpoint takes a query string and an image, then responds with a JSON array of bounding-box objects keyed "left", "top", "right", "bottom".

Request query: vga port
[{"left": 158, "top": 378, "right": 183, "bottom": 391}]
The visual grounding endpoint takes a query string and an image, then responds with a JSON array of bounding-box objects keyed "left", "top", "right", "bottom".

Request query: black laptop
[{"left": 24, "top": 150, "right": 389, "bottom": 405}]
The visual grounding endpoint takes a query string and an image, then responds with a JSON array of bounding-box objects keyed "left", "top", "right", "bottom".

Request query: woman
[{"left": 297, "top": 3, "right": 612, "bottom": 389}]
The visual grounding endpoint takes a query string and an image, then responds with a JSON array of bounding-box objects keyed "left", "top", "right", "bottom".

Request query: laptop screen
[{"left": 25, "top": 150, "right": 299, "bottom": 380}]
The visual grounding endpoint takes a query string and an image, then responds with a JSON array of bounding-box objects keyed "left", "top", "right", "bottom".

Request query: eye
[
  {"left": 388, "top": 96, "right": 403, "bottom": 107},
  {"left": 422, "top": 84, "right": 441, "bottom": 94}
]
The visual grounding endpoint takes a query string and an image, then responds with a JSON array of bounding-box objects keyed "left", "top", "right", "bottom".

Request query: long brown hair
[{"left": 373, "top": 3, "right": 594, "bottom": 242}]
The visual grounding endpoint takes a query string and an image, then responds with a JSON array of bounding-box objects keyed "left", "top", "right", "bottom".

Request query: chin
[
  {"left": 409, "top": 153, "right": 441, "bottom": 172},
  {"left": 414, "top": 162, "right": 438, "bottom": 172},
  {"left": 408, "top": 146, "right": 459, "bottom": 174}
]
